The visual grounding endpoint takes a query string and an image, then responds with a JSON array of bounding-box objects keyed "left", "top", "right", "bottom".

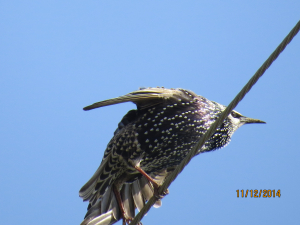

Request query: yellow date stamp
[{"left": 236, "top": 189, "right": 281, "bottom": 198}]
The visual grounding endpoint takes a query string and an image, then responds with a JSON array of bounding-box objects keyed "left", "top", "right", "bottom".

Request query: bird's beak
[{"left": 241, "top": 116, "right": 266, "bottom": 124}]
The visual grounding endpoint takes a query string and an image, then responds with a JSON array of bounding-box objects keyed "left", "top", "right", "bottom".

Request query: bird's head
[{"left": 228, "top": 110, "right": 266, "bottom": 132}]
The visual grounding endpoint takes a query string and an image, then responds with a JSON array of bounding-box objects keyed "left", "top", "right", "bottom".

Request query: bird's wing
[
  {"left": 79, "top": 124, "right": 139, "bottom": 204},
  {"left": 80, "top": 108, "right": 142, "bottom": 203},
  {"left": 80, "top": 87, "right": 197, "bottom": 202},
  {"left": 79, "top": 146, "right": 112, "bottom": 202},
  {"left": 83, "top": 87, "right": 197, "bottom": 111},
  {"left": 80, "top": 87, "right": 198, "bottom": 224}
]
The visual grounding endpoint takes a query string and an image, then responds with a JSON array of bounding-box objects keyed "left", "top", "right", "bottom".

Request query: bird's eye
[{"left": 231, "top": 111, "right": 242, "bottom": 118}]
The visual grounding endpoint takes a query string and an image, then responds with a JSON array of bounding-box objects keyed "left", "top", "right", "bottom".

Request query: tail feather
[
  {"left": 131, "top": 180, "right": 144, "bottom": 211},
  {"left": 110, "top": 193, "right": 120, "bottom": 222},
  {"left": 138, "top": 176, "right": 162, "bottom": 208},
  {"left": 81, "top": 210, "right": 117, "bottom": 225},
  {"left": 81, "top": 176, "right": 165, "bottom": 225},
  {"left": 81, "top": 187, "right": 119, "bottom": 225},
  {"left": 139, "top": 177, "right": 154, "bottom": 201},
  {"left": 80, "top": 202, "right": 101, "bottom": 225},
  {"left": 121, "top": 184, "right": 135, "bottom": 218},
  {"left": 101, "top": 187, "right": 112, "bottom": 214}
]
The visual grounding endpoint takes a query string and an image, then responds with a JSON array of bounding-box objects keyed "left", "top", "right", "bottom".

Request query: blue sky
[{"left": 1, "top": 1, "right": 299, "bottom": 225}]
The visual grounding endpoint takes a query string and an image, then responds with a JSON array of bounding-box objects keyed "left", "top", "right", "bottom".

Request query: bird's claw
[{"left": 154, "top": 187, "right": 169, "bottom": 199}]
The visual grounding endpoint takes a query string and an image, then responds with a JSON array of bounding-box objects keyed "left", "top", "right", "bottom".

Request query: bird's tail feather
[{"left": 80, "top": 176, "right": 163, "bottom": 225}]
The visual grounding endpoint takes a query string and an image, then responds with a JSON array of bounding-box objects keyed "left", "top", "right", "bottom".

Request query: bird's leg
[
  {"left": 134, "top": 165, "right": 169, "bottom": 199},
  {"left": 112, "top": 185, "right": 133, "bottom": 225}
]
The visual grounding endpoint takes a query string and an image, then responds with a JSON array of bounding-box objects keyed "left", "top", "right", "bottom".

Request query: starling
[{"left": 79, "top": 87, "right": 265, "bottom": 225}]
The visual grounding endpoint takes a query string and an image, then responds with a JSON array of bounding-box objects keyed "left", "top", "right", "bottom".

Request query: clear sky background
[{"left": 1, "top": 1, "right": 300, "bottom": 225}]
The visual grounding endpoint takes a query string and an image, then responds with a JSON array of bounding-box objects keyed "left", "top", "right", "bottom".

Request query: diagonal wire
[{"left": 129, "top": 20, "right": 300, "bottom": 225}]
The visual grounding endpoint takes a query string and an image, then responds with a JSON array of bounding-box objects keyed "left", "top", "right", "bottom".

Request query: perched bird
[{"left": 79, "top": 87, "right": 265, "bottom": 225}]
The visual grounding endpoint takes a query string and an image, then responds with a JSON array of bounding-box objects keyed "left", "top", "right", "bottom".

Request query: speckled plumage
[{"left": 79, "top": 87, "right": 265, "bottom": 225}]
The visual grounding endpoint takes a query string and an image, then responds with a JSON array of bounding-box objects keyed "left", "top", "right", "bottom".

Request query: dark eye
[{"left": 231, "top": 111, "right": 242, "bottom": 118}]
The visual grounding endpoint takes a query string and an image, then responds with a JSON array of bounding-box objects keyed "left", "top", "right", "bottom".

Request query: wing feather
[{"left": 83, "top": 87, "right": 195, "bottom": 111}]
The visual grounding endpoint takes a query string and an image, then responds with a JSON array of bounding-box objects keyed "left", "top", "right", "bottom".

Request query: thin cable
[{"left": 130, "top": 20, "right": 300, "bottom": 225}]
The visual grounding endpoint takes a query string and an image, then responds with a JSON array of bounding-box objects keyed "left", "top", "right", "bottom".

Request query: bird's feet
[
  {"left": 151, "top": 182, "right": 169, "bottom": 199},
  {"left": 122, "top": 215, "right": 133, "bottom": 225}
]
